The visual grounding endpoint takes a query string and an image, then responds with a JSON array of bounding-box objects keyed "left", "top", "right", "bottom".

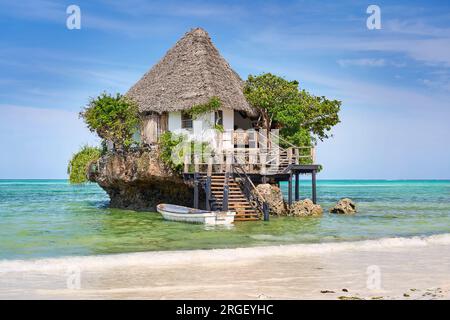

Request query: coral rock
[
  {"left": 329, "top": 198, "right": 357, "bottom": 214},
  {"left": 289, "top": 199, "right": 323, "bottom": 217}
]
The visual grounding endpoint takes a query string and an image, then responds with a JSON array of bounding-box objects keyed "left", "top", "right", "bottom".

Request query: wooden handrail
[
  {"left": 232, "top": 157, "right": 269, "bottom": 221},
  {"left": 233, "top": 163, "right": 264, "bottom": 201}
]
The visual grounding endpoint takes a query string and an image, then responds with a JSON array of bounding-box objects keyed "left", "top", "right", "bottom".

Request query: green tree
[
  {"left": 67, "top": 145, "right": 101, "bottom": 184},
  {"left": 243, "top": 73, "right": 341, "bottom": 147},
  {"left": 244, "top": 73, "right": 300, "bottom": 146},
  {"left": 80, "top": 93, "right": 140, "bottom": 150}
]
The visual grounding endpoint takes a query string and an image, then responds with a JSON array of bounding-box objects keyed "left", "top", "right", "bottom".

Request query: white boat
[{"left": 156, "top": 204, "right": 236, "bottom": 225}]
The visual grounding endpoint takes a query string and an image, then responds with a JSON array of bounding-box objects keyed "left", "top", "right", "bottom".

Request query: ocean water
[{"left": 0, "top": 179, "right": 449, "bottom": 260}]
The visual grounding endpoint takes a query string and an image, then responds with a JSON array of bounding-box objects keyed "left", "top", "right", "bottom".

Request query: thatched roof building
[{"left": 126, "top": 28, "right": 254, "bottom": 115}]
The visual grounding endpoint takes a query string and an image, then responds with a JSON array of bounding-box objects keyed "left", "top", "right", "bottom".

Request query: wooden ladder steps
[{"left": 201, "top": 173, "right": 259, "bottom": 221}]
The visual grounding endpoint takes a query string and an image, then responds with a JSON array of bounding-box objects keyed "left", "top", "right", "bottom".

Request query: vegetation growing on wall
[
  {"left": 213, "top": 123, "right": 224, "bottom": 133},
  {"left": 159, "top": 131, "right": 213, "bottom": 173},
  {"left": 80, "top": 93, "right": 140, "bottom": 150},
  {"left": 67, "top": 146, "right": 101, "bottom": 184},
  {"left": 159, "top": 131, "right": 186, "bottom": 173},
  {"left": 187, "top": 96, "right": 222, "bottom": 120}
]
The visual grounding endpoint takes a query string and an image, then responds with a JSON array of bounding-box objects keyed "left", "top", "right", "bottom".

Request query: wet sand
[{"left": 1, "top": 235, "right": 449, "bottom": 299}]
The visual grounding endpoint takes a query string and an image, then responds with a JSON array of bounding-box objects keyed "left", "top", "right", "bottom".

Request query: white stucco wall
[
  {"left": 222, "top": 108, "right": 234, "bottom": 149},
  {"left": 222, "top": 108, "right": 234, "bottom": 131},
  {"left": 192, "top": 112, "right": 212, "bottom": 139},
  {"left": 168, "top": 111, "right": 182, "bottom": 132},
  {"left": 167, "top": 109, "right": 234, "bottom": 150}
]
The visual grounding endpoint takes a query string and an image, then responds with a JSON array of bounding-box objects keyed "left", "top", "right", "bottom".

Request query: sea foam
[{"left": 1, "top": 233, "right": 450, "bottom": 273}]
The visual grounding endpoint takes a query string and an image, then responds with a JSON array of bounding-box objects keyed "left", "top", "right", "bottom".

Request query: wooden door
[{"left": 141, "top": 114, "right": 160, "bottom": 144}]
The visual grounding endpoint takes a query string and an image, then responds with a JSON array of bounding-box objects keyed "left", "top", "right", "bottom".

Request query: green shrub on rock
[
  {"left": 80, "top": 93, "right": 140, "bottom": 150},
  {"left": 67, "top": 145, "right": 101, "bottom": 184}
]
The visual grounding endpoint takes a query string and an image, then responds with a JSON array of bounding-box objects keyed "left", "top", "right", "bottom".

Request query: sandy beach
[{"left": 1, "top": 234, "right": 449, "bottom": 300}]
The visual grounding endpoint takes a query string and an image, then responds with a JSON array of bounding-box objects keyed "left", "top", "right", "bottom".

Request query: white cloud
[
  {"left": 248, "top": 28, "right": 450, "bottom": 67},
  {"left": 337, "top": 58, "right": 386, "bottom": 67},
  {"left": 227, "top": 52, "right": 446, "bottom": 112},
  {"left": 419, "top": 78, "right": 450, "bottom": 92},
  {"left": 385, "top": 19, "right": 450, "bottom": 37}
]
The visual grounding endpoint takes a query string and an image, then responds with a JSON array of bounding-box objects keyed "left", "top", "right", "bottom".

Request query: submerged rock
[
  {"left": 289, "top": 199, "right": 323, "bottom": 217},
  {"left": 252, "top": 185, "right": 323, "bottom": 217},
  {"left": 88, "top": 148, "right": 200, "bottom": 211},
  {"left": 329, "top": 198, "right": 357, "bottom": 214},
  {"left": 253, "top": 184, "right": 288, "bottom": 216}
]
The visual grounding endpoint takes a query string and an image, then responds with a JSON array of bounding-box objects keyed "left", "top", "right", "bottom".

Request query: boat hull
[{"left": 156, "top": 204, "right": 235, "bottom": 225}]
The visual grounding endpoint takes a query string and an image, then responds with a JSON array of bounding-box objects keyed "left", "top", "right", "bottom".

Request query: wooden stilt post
[
  {"left": 295, "top": 172, "right": 299, "bottom": 201},
  {"left": 194, "top": 172, "right": 199, "bottom": 209},
  {"left": 193, "top": 154, "right": 200, "bottom": 209},
  {"left": 205, "top": 176, "right": 211, "bottom": 211},
  {"left": 205, "top": 157, "right": 213, "bottom": 211},
  {"left": 223, "top": 171, "right": 229, "bottom": 211},
  {"left": 288, "top": 172, "right": 293, "bottom": 206},
  {"left": 312, "top": 169, "right": 317, "bottom": 204},
  {"left": 263, "top": 202, "right": 269, "bottom": 221}
]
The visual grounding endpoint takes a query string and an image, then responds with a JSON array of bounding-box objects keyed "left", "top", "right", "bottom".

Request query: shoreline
[
  {"left": 1, "top": 233, "right": 450, "bottom": 270},
  {"left": 1, "top": 234, "right": 450, "bottom": 299}
]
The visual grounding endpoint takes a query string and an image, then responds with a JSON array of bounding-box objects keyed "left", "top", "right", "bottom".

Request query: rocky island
[
  {"left": 88, "top": 148, "right": 197, "bottom": 211},
  {"left": 68, "top": 28, "right": 341, "bottom": 219}
]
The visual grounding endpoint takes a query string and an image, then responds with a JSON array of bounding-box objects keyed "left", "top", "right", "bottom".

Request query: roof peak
[
  {"left": 186, "top": 27, "right": 209, "bottom": 37},
  {"left": 126, "top": 28, "right": 255, "bottom": 115}
]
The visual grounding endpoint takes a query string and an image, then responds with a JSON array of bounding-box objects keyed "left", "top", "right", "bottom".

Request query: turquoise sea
[{"left": 0, "top": 179, "right": 449, "bottom": 260}]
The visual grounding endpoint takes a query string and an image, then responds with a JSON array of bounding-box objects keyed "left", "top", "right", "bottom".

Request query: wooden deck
[
  {"left": 184, "top": 162, "right": 320, "bottom": 222},
  {"left": 183, "top": 132, "right": 320, "bottom": 221}
]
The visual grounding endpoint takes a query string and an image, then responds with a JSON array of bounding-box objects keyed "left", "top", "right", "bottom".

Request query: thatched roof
[{"left": 126, "top": 28, "right": 255, "bottom": 115}]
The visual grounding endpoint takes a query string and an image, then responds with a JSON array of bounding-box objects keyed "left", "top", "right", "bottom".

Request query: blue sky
[{"left": 1, "top": 0, "right": 450, "bottom": 179}]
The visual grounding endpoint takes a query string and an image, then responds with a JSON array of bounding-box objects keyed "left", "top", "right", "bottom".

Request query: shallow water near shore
[{"left": 1, "top": 179, "right": 450, "bottom": 260}]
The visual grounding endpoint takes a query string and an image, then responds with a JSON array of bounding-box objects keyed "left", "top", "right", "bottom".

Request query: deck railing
[
  {"left": 183, "top": 148, "right": 314, "bottom": 174},
  {"left": 182, "top": 130, "right": 315, "bottom": 174}
]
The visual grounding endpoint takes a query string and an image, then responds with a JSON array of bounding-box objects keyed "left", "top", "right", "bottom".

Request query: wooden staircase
[{"left": 200, "top": 173, "right": 259, "bottom": 221}]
